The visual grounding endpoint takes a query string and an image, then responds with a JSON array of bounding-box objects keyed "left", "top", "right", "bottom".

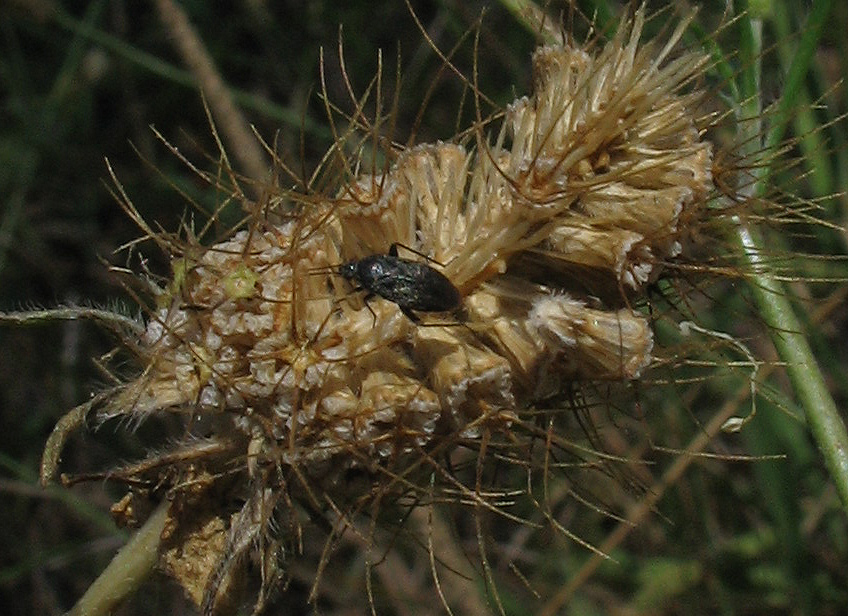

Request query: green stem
[
  {"left": 735, "top": 222, "right": 848, "bottom": 513},
  {"left": 734, "top": 1, "right": 848, "bottom": 515},
  {"left": 67, "top": 501, "right": 169, "bottom": 616}
]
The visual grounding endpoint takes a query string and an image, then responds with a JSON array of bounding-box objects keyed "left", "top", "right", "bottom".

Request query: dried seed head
[{"left": 42, "top": 6, "right": 728, "bottom": 613}]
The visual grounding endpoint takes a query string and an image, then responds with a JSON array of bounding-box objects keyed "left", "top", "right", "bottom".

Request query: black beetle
[{"left": 337, "top": 244, "right": 461, "bottom": 322}]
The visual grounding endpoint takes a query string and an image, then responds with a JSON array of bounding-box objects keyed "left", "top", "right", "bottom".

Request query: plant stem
[
  {"left": 734, "top": 1, "right": 848, "bottom": 515},
  {"left": 67, "top": 501, "right": 168, "bottom": 616}
]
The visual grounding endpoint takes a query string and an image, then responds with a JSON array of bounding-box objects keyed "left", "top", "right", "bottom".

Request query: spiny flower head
[{"left": 43, "top": 6, "right": 721, "bottom": 614}]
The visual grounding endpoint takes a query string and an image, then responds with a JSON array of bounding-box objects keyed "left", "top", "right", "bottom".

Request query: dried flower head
[{"left": 28, "top": 3, "right": 845, "bottom": 615}]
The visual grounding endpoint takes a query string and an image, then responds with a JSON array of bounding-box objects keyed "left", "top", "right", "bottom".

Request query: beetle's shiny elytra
[{"left": 337, "top": 244, "right": 461, "bottom": 322}]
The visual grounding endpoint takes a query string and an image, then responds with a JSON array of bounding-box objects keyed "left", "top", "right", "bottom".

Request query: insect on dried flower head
[
  {"left": 18, "top": 2, "right": 847, "bottom": 615},
  {"left": 32, "top": 5, "right": 719, "bottom": 612}
]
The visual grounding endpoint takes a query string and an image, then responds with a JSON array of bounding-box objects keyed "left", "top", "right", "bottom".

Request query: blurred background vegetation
[{"left": 1, "top": 0, "right": 847, "bottom": 614}]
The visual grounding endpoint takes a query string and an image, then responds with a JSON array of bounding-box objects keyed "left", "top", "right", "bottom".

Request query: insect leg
[
  {"left": 399, "top": 305, "right": 421, "bottom": 323},
  {"left": 362, "top": 292, "right": 378, "bottom": 327},
  {"left": 388, "top": 242, "right": 446, "bottom": 267}
]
